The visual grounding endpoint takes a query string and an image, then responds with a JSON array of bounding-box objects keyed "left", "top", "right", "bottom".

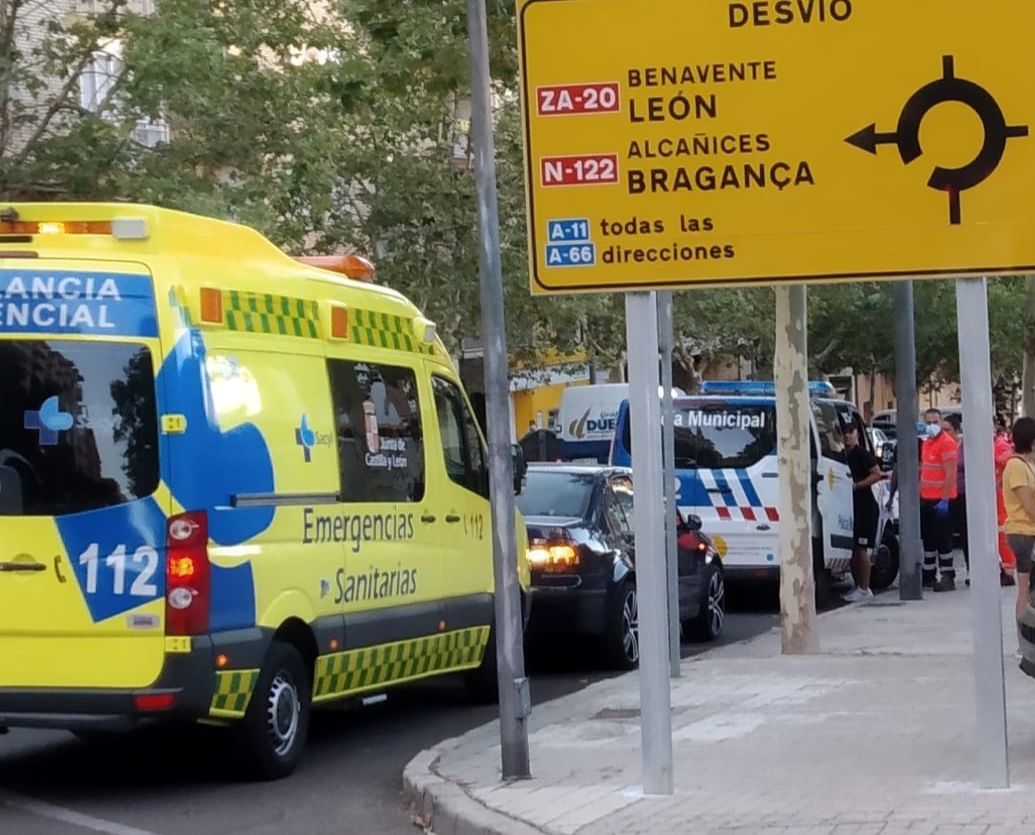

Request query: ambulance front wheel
[{"left": 236, "top": 641, "right": 312, "bottom": 780}]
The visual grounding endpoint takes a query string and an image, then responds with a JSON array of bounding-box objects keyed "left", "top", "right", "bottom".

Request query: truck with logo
[
  {"left": 0, "top": 203, "right": 528, "bottom": 778},
  {"left": 558, "top": 383, "right": 684, "bottom": 464},
  {"left": 610, "top": 381, "right": 898, "bottom": 599}
]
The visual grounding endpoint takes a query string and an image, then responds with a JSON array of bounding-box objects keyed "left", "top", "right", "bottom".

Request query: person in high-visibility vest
[{"left": 920, "top": 407, "right": 960, "bottom": 591}]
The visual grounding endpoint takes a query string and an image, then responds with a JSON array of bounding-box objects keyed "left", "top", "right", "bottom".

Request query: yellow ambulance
[{"left": 0, "top": 203, "right": 526, "bottom": 778}]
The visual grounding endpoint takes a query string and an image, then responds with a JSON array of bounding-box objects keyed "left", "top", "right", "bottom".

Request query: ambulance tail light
[{"left": 165, "top": 511, "right": 211, "bottom": 636}]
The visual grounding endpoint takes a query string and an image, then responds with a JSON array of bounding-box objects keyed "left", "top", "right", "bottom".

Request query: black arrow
[{"left": 845, "top": 123, "right": 900, "bottom": 155}]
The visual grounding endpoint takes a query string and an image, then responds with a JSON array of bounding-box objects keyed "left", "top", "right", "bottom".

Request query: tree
[{"left": 1, "top": 0, "right": 350, "bottom": 228}]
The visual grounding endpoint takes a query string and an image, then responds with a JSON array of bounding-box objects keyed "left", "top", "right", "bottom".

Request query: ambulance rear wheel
[{"left": 236, "top": 641, "right": 311, "bottom": 780}]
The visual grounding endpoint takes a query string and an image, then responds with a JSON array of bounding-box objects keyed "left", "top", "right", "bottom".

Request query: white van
[
  {"left": 559, "top": 384, "right": 685, "bottom": 464},
  {"left": 611, "top": 382, "right": 898, "bottom": 599}
]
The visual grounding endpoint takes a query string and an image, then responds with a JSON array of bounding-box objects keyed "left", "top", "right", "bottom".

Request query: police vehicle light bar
[{"left": 698, "top": 380, "right": 838, "bottom": 397}]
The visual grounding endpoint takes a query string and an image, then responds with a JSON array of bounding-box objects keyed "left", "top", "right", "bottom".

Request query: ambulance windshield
[{"left": 0, "top": 340, "right": 159, "bottom": 516}]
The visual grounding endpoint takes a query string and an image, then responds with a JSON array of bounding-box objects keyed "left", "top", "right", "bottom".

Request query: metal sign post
[
  {"left": 956, "top": 277, "right": 1009, "bottom": 789},
  {"left": 658, "top": 291, "right": 681, "bottom": 678},
  {"left": 894, "top": 281, "right": 923, "bottom": 601},
  {"left": 466, "top": 0, "right": 530, "bottom": 781},
  {"left": 626, "top": 291, "right": 674, "bottom": 794}
]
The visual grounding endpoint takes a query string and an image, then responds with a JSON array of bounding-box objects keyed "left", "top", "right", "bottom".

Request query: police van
[
  {"left": 0, "top": 203, "right": 526, "bottom": 778},
  {"left": 611, "top": 381, "right": 898, "bottom": 598}
]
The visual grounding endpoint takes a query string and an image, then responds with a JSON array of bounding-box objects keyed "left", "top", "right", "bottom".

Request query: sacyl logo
[
  {"left": 24, "top": 396, "right": 74, "bottom": 445},
  {"left": 295, "top": 414, "right": 331, "bottom": 462}
]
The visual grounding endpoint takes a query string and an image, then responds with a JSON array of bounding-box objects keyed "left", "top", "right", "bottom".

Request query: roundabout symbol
[{"left": 846, "top": 56, "right": 1028, "bottom": 225}]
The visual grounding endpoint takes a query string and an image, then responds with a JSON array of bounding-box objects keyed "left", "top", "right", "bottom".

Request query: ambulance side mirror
[{"left": 512, "top": 444, "right": 527, "bottom": 495}]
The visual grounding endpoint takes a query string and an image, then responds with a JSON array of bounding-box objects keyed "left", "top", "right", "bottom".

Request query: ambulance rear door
[
  {"left": 671, "top": 397, "right": 780, "bottom": 576},
  {"left": 811, "top": 399, "right": 854, "bottom": 571},
  {"left": 0, "top": 258, "right": 169, "bottom": 689}
]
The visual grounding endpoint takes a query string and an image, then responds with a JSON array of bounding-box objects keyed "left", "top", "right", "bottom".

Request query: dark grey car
[{"left": 518, "top": 464, "right": 725, "bottom": 670}]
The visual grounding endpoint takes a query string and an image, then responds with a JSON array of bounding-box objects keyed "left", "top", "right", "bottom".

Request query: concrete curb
[{"left": 403, "top": 748, "right": 544, "bottom": 835}]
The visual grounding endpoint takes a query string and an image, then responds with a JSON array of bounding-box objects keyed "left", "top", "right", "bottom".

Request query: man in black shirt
[{"left": 844, "top": 424, "right": 884, "bottom": 602}]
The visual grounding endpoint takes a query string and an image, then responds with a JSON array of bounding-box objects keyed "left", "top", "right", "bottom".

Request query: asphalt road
[{"left": 0, "top": 591, "right": 784, "bottom": 835}]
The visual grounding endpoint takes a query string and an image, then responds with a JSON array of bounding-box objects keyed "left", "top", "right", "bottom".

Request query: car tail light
[
  {"left": 526, "top": 537, "right": 581, "bottom": 572},
  {"left": 165, "top": 511, "right": 211, "bottom": 636}
]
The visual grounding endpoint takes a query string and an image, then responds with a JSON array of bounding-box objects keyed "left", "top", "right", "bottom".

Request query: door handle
[
  {"left": 706, "top": 487, "right": 731, "bottom": 494},
  {"left": 445, "top": 514, "right": 462, "bottom": 524},
  {"left": 0, "top": 561, "right": 46, "bottom": 573},
  {"left": 421, "top": 514, "right": 437, "bottom": 524}
]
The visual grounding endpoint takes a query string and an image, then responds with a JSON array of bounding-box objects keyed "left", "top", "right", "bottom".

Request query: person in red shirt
[
  {"left": 920, "top": 408, "right": 960, "bottom": 591},
  {"left": 996, "top": 418, "right": 1018, "bottom": 584}
]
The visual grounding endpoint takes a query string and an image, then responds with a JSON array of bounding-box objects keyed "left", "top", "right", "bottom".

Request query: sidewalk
[{"left": 405, "top": 587, "right": 1035, "bottom": 835}]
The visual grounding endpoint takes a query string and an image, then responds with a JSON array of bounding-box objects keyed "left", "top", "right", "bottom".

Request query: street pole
[
  {"left": 625, "top": 292, "right": 674, "bottom": 795},
  {"left": 465, "top": 0, "right": 530, "bottom": 781},
  {"left": 658, "top": 291, "right": 681, "bottom": 678},
  {"left": 893, "top": 281, "right": 923, "bottom": 601},
  {"left": 774, "top": 285, "right": 819, "bottom": 655},
  {"left": 956, "top": 277, "right": 1009, "bottom": 790}
]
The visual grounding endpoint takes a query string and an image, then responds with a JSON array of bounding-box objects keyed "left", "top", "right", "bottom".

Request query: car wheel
[
  {"left": 687, "top": 564, "right": 725, "bottom": 642},
  {"left": 870, "top": 529, "right": 900, "bottom": 591},
  {"left": 601, "top": 582, "right": 639, "bottom": 670},
  {"left": 235, "top": 641, "right": 311, "bottom": 781}
]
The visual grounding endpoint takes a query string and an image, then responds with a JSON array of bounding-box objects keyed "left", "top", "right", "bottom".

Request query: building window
[{"left": 79, "top": 48, "right": 123, "bottom": 113}]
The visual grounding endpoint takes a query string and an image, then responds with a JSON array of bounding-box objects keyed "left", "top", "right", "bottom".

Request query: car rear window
[
  {"left": 0, "top": 340, "right": 159, "bottom": 516},
  {"left": 620, "top": 402, "right": 777, "bottom": 469},
  {"left": 516, "top": 470, "right": 597, "bottom": 519}
]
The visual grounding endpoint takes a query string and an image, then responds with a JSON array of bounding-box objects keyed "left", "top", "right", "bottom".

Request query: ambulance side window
[
  {"left": 432, "top": 376, "right": 488, "bottom": 498},
  {"left": 327, "top": 359, "right": 425, "bottom": 502},
  {"left": 812, "top": 401, "right": 847, "bottom": 464}
]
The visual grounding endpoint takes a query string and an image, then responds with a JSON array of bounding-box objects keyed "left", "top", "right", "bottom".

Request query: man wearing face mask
[{"left": 920, "top": 407, "right": 960, "bottom": 590}]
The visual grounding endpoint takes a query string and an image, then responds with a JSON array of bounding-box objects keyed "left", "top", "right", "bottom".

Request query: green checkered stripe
[
  {"left": 350, "top": 307, "right": 435, "bottom": 355},
  {"left": 223, "top": 290, "right": 320, "bottom": 339},
  {"left": 209, "top": 669, "right": 260, "bottom": 717},
  {"left": 313, "top": 626, "right": 490, "bottom": 701}
]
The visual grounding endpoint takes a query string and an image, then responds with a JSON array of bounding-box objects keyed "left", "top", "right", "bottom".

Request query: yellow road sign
[{"left": 517, "top": 0, "right": 1035, "bottom": 294}]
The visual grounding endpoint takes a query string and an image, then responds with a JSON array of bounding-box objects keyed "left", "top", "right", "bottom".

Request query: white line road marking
[{"left": 0, "top": 789, "right": 160, "bottom": 835}]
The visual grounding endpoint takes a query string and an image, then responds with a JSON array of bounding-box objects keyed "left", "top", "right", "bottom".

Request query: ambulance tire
[
  {"left": 812, "top": 538, "right": 832, "bottom": 609},
  {"left": 870, "top": 529, "right": 900, "bottom": 592},
  {"left": 465, "top": 626, "right": 499, "bottom": 704},
  {"left": 236, "top": 641, "right": 311, "bottom": 780}
]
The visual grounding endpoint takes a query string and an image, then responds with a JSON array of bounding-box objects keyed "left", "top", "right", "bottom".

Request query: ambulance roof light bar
[{"left": 295, "top": 254, "right": 375, "bottom": 283}]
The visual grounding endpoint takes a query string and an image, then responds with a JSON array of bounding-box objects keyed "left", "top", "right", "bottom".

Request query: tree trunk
[
  {"left": 1022, "top": 275, "right": 1035, "bottom": 416},
  {"left": 774, "top": 285, "right": 819, "bottom": 655}
]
